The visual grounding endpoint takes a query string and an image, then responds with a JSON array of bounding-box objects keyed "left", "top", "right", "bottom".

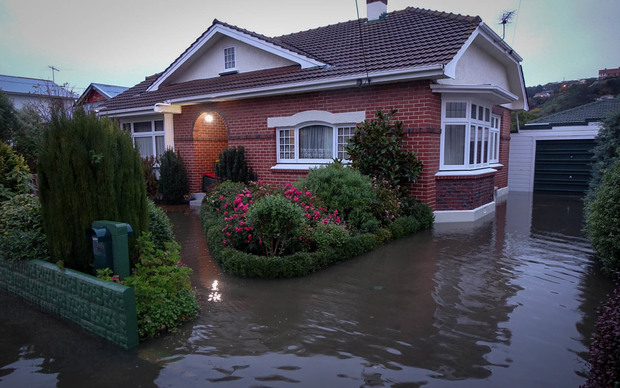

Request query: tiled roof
[
  {"left": 524, "top": 98, "right": 620, "bottom": 128},
  {"left": 101, "top": 7, "right": 481, "bottom": 113}
]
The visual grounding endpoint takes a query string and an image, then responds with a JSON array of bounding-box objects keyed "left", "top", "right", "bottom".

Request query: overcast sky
[{"left": 1, "top": 0, "right": 619, "bottom": 94}]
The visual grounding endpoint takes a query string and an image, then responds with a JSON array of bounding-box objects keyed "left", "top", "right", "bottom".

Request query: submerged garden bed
[{"left": 200, "top": 163, "right": 434, "bottom": 279}]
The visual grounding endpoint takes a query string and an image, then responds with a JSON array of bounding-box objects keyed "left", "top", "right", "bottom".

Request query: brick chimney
[{"left": 367, "top": 0, "right": 387, "bottom": 21}]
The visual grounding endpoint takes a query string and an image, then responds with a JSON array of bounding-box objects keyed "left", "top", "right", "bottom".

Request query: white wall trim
[
  {"left": 435, "top": 167, "right": 497, "bottom": 177},
  {"left": 434, "top": 201, "right": 496, "bottom": 223},
  {"left": 268, "top": 110, "right": 365, "bottom": 128}
]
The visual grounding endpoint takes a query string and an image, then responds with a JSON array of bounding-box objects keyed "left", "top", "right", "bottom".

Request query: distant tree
[
  {"left": 587, "top": 112, "right": 620, "bottom": 197},
  {"left": 0, "top": 89, "right": 20, "bottom": 143}
]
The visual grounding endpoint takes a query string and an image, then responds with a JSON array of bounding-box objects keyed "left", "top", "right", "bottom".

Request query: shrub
[
  {"left": 141, "top": 156, "right": 159, "bottom": 201},
  {"left": 147, "top": 200, "right": 175, "bottom": 250},
  {"left": 159, "top": 149, "right": 189, "bottom": 205},
  {"left": 0, "top": 141, "right": 31, "bottom": 201},
  {"left": 123, "top": 233, "right": 199, "bottom": 340},
  {"left": 299, "top": 162, "right": 380, "bottom": 233},
  {"left": 585, "top": 157, "right": 620, "bottom": 273},
  {"left": 345, "top": 109, "right": 423, "bottom": 197},
  {"left": 246, "top": 194, "right": 305, "bottom": 257},
  {"left": 587, "top": 112, "right": 620, "bottom": 198},
  {"left": 0, "top": 194, "right": 49, "bottom": 262},
  {"left": 37, "top": 110, "right": 148, "bottom": 272},
  {"left": 215, "top": 146, "right": 257, "bottom": 183},
  {"left": 313, "top": 223, "right": 349, "bottom": 251},
  {"left": 581, "top": 285, "right": 620, "bottom": 388}
]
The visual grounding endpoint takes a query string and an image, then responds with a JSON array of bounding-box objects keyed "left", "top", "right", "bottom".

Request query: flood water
[{"left": 0, "top": 192, "right": 615, "bottom": 387}]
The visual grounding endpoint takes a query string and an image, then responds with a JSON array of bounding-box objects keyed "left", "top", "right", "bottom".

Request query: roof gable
[{"left": 147, "top": 21, "right": 326, "bottom": 92}]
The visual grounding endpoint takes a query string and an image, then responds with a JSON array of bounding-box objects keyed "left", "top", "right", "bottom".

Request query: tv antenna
[
  {"left": 499, "top": 10, "right": 516, "bottom": 40},
  {"left": 48, "top": 65, "right": 59, "bottom": 83}
]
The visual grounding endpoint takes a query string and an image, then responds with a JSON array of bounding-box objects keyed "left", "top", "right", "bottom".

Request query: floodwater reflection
[{"left": 0, "top": 193, "right": 615, "bottom": 387}]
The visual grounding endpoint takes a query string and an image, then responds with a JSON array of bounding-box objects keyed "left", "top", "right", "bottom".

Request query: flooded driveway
[{"left": 0, "top": 193, "right": 614, "bottom": 387}]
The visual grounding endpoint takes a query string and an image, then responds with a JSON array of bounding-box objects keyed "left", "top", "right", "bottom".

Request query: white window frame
[
  {"left": 440, "top": 99, "right": 499, "bottom": 171},
  {"left": 122, "top": 119, "right": 166, "bottom": 160},
  {"left": 224, "top": 46, "right": 236, "bottom": 71},
  {"left": 269, "top": 110, "right": 365, "bottom": 169},
  {"left": 276, "top": 122, "right": 356, "bottom": 164}
]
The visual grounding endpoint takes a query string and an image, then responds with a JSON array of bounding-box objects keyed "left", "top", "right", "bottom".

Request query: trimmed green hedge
[{"left": 200, "top": 204, "right": 432, "bottom": 279}]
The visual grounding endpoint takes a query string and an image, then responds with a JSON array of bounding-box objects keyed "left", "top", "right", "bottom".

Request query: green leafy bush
[
  {"left": 585, "top": 157, "right": 620, "bottom": 273},
  {"left": 299, "top": 162, "right": 380, "bottom": 234},
  {"left": 159, "top": 149, "right": 189, "bottom": 205},
  {"left": 588, "top": 112, "right": 620, "bottom": 198},
  {"left": 246, "top": 194, "right": 305, "bottom": 256},
  {"left": 147, "top": 200, "right": 174, "bottom": 250},
  {"left": 37, "top": 110, "right": 148, "bottom": 272},
  {"left": 0, "top": 141, "right": 31, "bottom": 201},
  {"left": 215, "top": 146, "right": 257, "bottom": 183},
  {"left": 345, "top": 109, "right": 423, "bottom": 197},
  {"left": 123, "top": 233, "right": 199, "bottom": 340},
  {"left": 141, "top": 156, "right": 159, "bottom": 201},
  {"left": 0, "top": 194, "right": 49, "bottom": 262}
]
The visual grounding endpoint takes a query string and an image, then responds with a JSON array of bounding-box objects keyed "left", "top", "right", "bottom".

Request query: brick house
[{"left": 100, "top": 0, "right": 527, "bottom": 222}]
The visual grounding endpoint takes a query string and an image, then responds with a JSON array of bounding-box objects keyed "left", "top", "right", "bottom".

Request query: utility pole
[{"left": 48, "top": 65, "right": 59, "bottom": 84}]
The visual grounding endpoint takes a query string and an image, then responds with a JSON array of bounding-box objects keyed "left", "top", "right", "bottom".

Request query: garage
[{"left": 533, "top": 139, "right": 595, "bottom": 194}]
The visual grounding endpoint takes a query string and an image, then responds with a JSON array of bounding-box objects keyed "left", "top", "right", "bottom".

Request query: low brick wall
[
  {"left": 0, "top": 259, "right": 138, "bottom": 349},
  {"left": 435, "top": 172, "right": 496, "bottom": 211}
]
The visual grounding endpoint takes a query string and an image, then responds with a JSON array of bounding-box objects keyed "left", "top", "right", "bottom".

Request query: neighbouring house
[
  {"left": 0, "top": 74, "right": 76, "bottom": 112},
  {"left": 599, "top": 67, "right": 620, "bottom": 80},
  {"left": 534, "top": 91, "right": 552, "bottom": 99},
  {"left": 100, "top": 0, "right": 527, "bottom": 222},
  {"left": 75, "top": 83, "right": 128, "bottom": 112},
  {"left": 509, "top": 97, "right": 620, "bottom": 194}
]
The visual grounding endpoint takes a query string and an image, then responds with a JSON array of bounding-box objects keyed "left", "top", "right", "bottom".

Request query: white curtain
[
  {"left": 444, "top": 125, "right": 465, "bottom": 165},
  {"left": 134, "top": 137, "right": 152, "bottom": 159},
  {"left": 299, "top": 125, "right": 332, "bottom": 159}
]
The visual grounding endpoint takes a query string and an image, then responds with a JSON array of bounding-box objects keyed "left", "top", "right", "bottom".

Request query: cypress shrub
[
  {"left": 159, "top": 149, "right": 189, "bottom": 204},
  {"left": 0, "top": 141, "right": 31, "bottom": 200},
  {"left": 215, "top": 146, "right": 257, "bottom": 183},
  {"left": 37, "top": 110, "right": 148, "bottom": 272}
]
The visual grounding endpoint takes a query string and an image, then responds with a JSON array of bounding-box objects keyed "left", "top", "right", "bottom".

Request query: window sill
[
  {"left": 435, "top": 167, "right": 497, "bottom": 177},
  {"left": 219, "top": 69, "right": 238, "bottom": 76},
  {"left": 271, "top": 162, "right": 350, "bottom": 171}
]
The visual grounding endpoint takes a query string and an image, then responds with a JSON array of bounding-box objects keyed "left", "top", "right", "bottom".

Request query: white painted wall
[
  {"left": 508, "top": 124, "right": 601, "bottom": 192},
  {"left": 166, "top": 35, "right": 296, "bottom": 84}
]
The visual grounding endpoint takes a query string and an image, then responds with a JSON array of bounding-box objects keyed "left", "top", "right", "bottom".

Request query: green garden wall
[{"left": 0, "top": 259, "right": 138, "bottom": 349}]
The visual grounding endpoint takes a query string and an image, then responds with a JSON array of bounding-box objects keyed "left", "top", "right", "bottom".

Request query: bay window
[{"left": 441, "top": 100, "right": 500, "bottom": 170}]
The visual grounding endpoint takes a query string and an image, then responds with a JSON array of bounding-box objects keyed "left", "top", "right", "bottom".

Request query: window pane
[
  {"left": 299, "top": 125, "right": 333, "bottom": 159},
  {"left": 476, "top": 126, "right": 483, "bottom": 164},
  {"left": 471, "top": 104, "right": 477, "bottom": 120},
  {"left": 155, "top": 136, "right": 165, "bottom": 159},
  {"left": 279, "top": 129, "right": 295, "bottom": 160},
  {"left": 154, "top": 120, "right": 164, "bottom": 131},
  {"left": 122, "top": 123, "right": 131, "bottom": 132},
  {"left": 478, "top": 106, "right": 484, "bottom": 121},
  {"left": 337, "top": 126, "right": 355, "bottom": 160},
  {"left": 224, "top": 47, "right": 235, "bottom": 69},
  {"left": 134, "top": 137, "right": 153, "bottom": 158},
  {"left": 133, "top": 122, "right": 152, "bottom": 133},
  {"left": 485, "top": 108, "right": 490, "bottom": 122},
  {"left": 444, "top": 125, "right": 466, "bottom": 165},
  {"left": 482, "top": 127, "right": 489, "bottom": 163},
  {"left": 446, "top": 102, "right": 467, "bottom": 118},
  {"left": 469, "top": 125, "right": 476, "bottom": 165}
]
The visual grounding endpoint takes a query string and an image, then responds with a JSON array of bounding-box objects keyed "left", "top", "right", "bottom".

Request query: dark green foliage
[
  {"left": 246, "top": 194, "right": 304, "bottom": 256},
  {"left": 159, "top": 149, "right": 189, "bottom": 204},
  {"left": 581, "top": 285, "right": 620, "bottom": 388},
  {"left": 346, "top": 109, "right": 423, "bottom": 196},
  {"left": 0, "top": 194, "right": 49, "bottom": 262},
  {"left": 147, "top": 200, "right": 175, "bottom": 250},
  {"left": 141, "top": 156, "right": 159, "bottom": 201},
  {"left": 37, "top": 110, "right": 148, "bottom": 272},
  {"left": 299, "top": 162, "right": 381, "bottom": 234},
  {"left": 215, "top": 146, "right": 257, "bottom": 183},
  {"left": 0, "top": 90, "right": 20, "bottom": 143},
  {"left": 0, "top": 141, "right": 31, "bottom": 200},
  {"left": 588, "top": 112, "right": 620, "bottom": 197},
  {"left": 123, "top": 233, "right": 199, "bottom": 340},
  {"left": 585, "top": 158, "right": 620, "bottom": 273}
]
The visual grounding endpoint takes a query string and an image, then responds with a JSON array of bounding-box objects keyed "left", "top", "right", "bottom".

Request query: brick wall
[
  {"left": 174, "top": 80, "right": 443, "bottom": 195},
  {"left": 435, "top": 172, "right": 496, "bottom": 211}
]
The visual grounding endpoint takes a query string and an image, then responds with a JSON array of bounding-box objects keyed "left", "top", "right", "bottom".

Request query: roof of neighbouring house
[
  {"left": 101, "top": 7, "right": 490, "bottom": 113},
  {"left": 0, "top": 74, "right": 75, "bottom": 98},
  {"left": 76, "top": 83, "right": 129, "bottom": 105},
  {"left": 523, "top": 98, "right": 620, "bottom": 129}
]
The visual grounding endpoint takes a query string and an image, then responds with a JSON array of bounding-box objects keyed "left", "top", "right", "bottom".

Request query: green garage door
[{"left": 534, "top": 139, "right": 595, "bottom": 195}]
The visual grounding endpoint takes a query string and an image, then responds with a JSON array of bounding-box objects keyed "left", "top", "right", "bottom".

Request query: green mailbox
[{"left": 89, "top": 221, "right": 133, "bottom": 280}]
